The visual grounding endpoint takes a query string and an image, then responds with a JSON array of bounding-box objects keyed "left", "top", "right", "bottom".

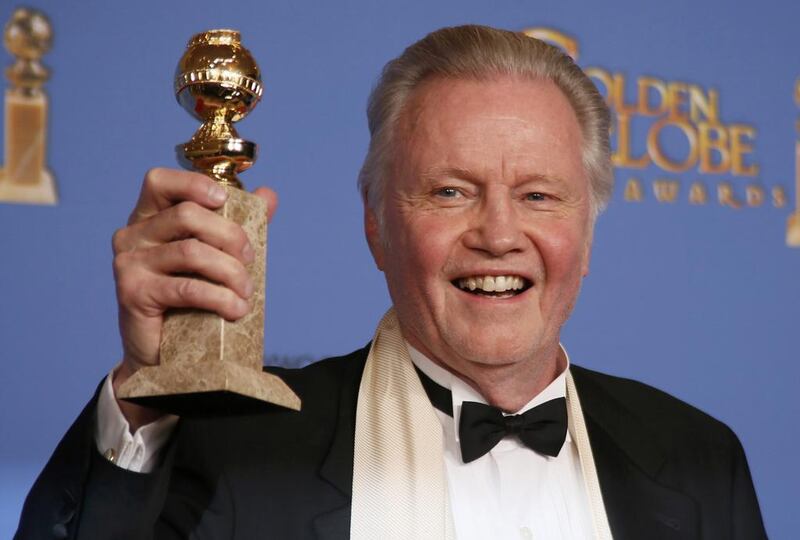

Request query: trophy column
[
  {"left": 788, "top": 79, "right": 800, "bottom": 247},
  {"left": 0, "top": 7, "right": 57, "bottom": 205},
  {"left": 118, "top": 30, "right": 300, "bottom": 414},
  {"left": 788, "top": 143, "right": 800, "bottom": 247}
]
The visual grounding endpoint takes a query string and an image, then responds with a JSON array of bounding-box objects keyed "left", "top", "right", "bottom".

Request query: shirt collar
[{"left": 406, "top": 343, "right": 571, "bottom": 444}]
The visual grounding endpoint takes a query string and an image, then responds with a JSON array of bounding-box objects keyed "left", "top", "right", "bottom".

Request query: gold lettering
[
  {"left": 647, "top": 117, "right": 698, "bottom": 173},
  {"left": 653, "top": 179, "right": 680, "bottom": 202},
  {"left": 718, "top": 181, "right": 742, "bottom": 209},
  {"left": 613, "top": 113, "right": 650, "bottom": 168},
  {"left": 688, "top": 182, "right": 708, "bottom": 204},
  {"left": 665, "top": 82, "right": 689, "bottom": 120},
  {"left": 590, "top": 67, "right": 759, "bottom": 180},
  {"left": 636, "top": 77, "right": 667, "bottom": 116},
  {"left": 624, "top": 178, "right": 644, "bottom": 201},
  {"left": 746, "top": 185, "right": 764, "bottom": 206},
  {"left": 772, "top": 186, "right": 787, "bottom": 208},
  {"left": 729, "top": 124, "right": 759, "bottom": 176},
  {"left": 688, "top": 85, "right": 720, "bottom": 124},
  {"left": 698, "top": 123, "right": 730, "bottom": 174}
]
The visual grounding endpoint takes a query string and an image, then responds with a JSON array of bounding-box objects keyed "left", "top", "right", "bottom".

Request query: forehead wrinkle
[
  {"left": 516, "top": 172, "right": 573, "bottom": 187},
  {"left": 396, "top": 77, "right": 587, "bottom": 196},
  {"left": 420, "top": 166, "right": 572, "bottom": 191},
  {"left": 420, "top": 166, "right": 482, "bottom": 184}
]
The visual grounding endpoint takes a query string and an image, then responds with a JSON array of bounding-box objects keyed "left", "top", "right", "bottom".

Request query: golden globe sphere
[
  {"left": 4, "top": 8, "right": 53, "bottom": 93},
  {"left": 175, "top": 29, "right": 262, "bottom": 124},
  {"left": 174, "top": 30, "right": 263, "bottom": 187},
  {"left": 4, "top": 7, "right": 52, "bottom": 61}
]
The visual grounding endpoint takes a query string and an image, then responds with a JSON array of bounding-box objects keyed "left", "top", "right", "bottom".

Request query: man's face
[{"left": 366, "top": 75, "right": 592, "bottom": 380}]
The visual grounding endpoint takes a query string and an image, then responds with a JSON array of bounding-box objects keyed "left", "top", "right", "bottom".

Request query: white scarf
[{"left": 350, "top": 309, "right": 612, "bottom": 539}]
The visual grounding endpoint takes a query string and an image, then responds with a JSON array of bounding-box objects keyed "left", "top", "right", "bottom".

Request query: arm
[{"left": 16, "top": 169, "right": 277, "bottom": 538}]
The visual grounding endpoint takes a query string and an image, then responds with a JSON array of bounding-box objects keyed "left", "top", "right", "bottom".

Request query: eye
[
  {"left": 435, "top": 187, "right": 461, "bottom": 198},
  {"left": 526, "top": 192, "right": 547, "bottom": 201}
]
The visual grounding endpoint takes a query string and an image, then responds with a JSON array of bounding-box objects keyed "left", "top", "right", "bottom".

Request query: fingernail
[
  {"left": 209, "top": 184, "right": 227, "bottom": 203},
  {"left": 236, "top": 298, "right": 250, "bottom": 313},
  {"left": 244, "top": 278, "right": 254, "bottom": 298},
  {"left": 242, "top": 242, "right": 254, "bottom": 263}
]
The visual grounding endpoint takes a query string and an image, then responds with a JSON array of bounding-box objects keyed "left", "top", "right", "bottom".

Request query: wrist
[{"left": 112, "top": 361, "right": 164, "bottom": 432}]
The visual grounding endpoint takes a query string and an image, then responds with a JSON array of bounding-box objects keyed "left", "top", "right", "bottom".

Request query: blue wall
[{"left": 1, "top": 0, "right": 797, "bottom": 536}]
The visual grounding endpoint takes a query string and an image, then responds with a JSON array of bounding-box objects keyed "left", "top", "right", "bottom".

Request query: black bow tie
[{"left": 415, "top": 367, "right": 568, "bottom": 464}]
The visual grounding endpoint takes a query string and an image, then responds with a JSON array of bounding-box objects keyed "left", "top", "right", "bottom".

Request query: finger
[
  {"left": 252, "top": 186, "right": 278, "bottom": 224},
  {"left": 151, "top": 274, "right": 252, "bottom": 321},
  {"left": 114, "top": 201, "right": 253, "bottom": 264},
  {"left": 146, "top": 238, "right": 254, "bottom": 300},
  {"left": 129, "top": 168, "right": 228, "bottom": 225}
]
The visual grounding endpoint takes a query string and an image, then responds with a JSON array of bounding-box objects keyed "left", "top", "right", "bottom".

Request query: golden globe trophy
[
  {"left": 0, "top": 7, "right": 57, "bottom": 205},
  {"left": 118, "top": 30, "right": 301, "bottom": 414},
  {"left": 787, "top": 79, "right": 800, "bottom": 247}
]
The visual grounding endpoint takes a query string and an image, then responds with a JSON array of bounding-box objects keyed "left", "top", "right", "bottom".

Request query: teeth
[{"left": 456, "top": 275, "right": 527, "bottom": 293}]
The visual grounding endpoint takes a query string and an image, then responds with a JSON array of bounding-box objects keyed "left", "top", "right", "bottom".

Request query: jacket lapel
[
  {"left": 308, "top": 354, "right": 702, "bottom": 539},
  {"left": 571, "top": 366, "right": 700, "bottom": 540},
  {"left": 312, "top": 346, "right": 369, "bottom": 539}
]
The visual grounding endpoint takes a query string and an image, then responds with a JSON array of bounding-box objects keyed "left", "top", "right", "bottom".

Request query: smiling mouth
[{"left": 453, "top": 275, "right": 532, "bottom": 298}]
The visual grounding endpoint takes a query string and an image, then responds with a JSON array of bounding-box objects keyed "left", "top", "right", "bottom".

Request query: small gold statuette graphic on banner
[
  {"left": 118, "top": 30, "right": 301, "bottom": 414},
  {"left": 0, "top": 7, "right": 57, "bottom": 205},
  {"left": 787, "top": 80, "right": 800, "bottom": 247}
]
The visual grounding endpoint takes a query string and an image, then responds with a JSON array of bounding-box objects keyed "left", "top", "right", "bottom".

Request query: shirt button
[
  {"left": 103, "top": 448, "right": 116, "bottom": 463},
  {"left": 519, "top": 526, "right": 533, "bottom": 539}
]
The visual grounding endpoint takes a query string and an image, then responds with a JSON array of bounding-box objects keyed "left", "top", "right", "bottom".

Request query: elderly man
[{"left": 18, "top": 25, "right": 765, "bottom": 539}]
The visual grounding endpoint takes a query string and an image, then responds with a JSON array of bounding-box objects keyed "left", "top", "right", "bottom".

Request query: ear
[{"left": 364, "top": 207, "right": 385, "bottom": 271}]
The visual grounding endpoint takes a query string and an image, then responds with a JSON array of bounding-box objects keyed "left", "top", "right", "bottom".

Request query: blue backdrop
[{"left": 1, "top": 0, "right": 797, "bottom": 537}]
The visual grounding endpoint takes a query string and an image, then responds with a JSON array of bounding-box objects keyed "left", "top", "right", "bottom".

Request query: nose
[{"left": 462, "top": 187, "right": 526, "bottom": 257}]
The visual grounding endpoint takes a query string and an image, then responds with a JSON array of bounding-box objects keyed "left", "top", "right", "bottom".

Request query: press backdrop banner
[{"left": 0, "top": 1, "right": 796, "bottom": 537}]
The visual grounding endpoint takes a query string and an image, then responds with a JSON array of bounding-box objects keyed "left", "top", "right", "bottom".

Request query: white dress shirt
[
  {"left": 408, "top": 345, "right": 594, "bottom": 540},
  {"left": 97, "top": 347, "right": 594, "bottom": 539},
  {"left": 95, "top": 367, "right": 177, "bottom": 473}
]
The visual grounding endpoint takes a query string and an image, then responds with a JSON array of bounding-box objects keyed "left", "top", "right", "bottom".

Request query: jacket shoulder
[
  {"left": 570, "top": 364, "right": 738, "bottom": 451},
  {"left": 265, "top": 344, "right": 370, "bottom": 396},
  {"left": 570, "top": 365, "right": 766, "bottom": 538}
]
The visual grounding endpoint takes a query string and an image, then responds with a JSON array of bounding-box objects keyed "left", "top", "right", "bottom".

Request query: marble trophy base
[
  {"left": 118, "top": 187, "right": 301, "bottom": 415},
  {"left": 0, "top": 168, "right": 57, "bottom": 205},
  {"left": 118, "top": 360, "right": 300, "bottom": 416}
]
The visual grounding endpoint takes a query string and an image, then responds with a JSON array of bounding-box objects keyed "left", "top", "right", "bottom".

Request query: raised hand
[{"left": 110, "top": 168, "right": 276, "bottom": 428}]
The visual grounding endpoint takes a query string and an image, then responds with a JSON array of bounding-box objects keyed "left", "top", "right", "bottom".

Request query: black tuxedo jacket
[{"left": 17, "top": 345, "right": 766, "bottom": 539}]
